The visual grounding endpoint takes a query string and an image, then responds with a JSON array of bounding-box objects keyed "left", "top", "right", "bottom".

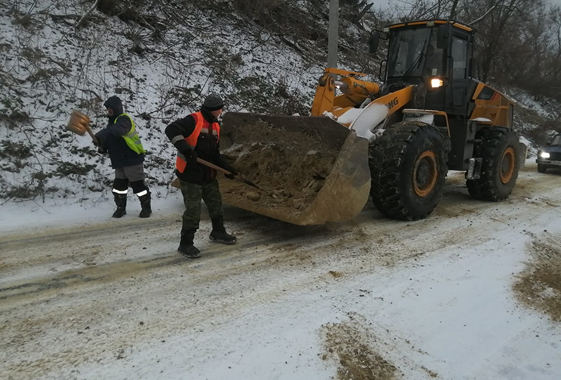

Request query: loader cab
[
  {"left": 386, "top": 27, "right": 441, "bottom": 82},
  {"left": 384, "top": 20, "right": 476, "bottom": 116}
]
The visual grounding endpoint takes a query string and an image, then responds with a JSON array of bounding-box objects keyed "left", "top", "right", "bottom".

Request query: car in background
[{"left": 536, "top": 133, "right": 561, "bottom": 173}]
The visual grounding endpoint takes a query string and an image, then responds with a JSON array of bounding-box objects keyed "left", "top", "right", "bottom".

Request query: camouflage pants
[{"left": 179, "top": 178, "right": 224, "bottom": 231}]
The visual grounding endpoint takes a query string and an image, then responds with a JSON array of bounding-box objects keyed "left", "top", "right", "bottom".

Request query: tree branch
[{"left": 76, "top": 0, "right": 100, "bottom": 29}]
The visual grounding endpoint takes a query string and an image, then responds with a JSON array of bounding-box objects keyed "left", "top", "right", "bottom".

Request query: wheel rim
[
  {"left": 413, "top": 150, "right": 438, "bottom": 197},
  {"left": 500, "top": 147, "right": 516, "bottom": 184}
]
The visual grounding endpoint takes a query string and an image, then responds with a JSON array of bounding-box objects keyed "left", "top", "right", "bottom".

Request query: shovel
[
  {"left": 170, "top": 158, "right": 260, "bottom": 189},
  {"left": 66, "top": 110, "right": 99, "bottom": 145}
]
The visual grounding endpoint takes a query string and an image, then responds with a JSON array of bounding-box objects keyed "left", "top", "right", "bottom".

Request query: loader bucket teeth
[{"left": 217, "top": 112, "right": 371, "bottom": 226}]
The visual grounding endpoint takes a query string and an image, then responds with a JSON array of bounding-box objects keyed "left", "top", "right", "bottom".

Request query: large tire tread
[
  {"left": 466, "top": 127, "right": 520, "bottom": 201},
  {"left": 369, "top": 121, "right": 448, "bottom": 221}
]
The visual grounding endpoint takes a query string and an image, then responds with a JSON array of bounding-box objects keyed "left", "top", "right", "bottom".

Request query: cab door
[{"left": 448, "top": 32, "right": 471, "bottom": 116}]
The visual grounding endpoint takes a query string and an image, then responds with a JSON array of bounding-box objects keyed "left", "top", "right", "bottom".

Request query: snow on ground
[
  {"left": 1, "top": 164, "right": 560, "bottom": 380},
  {"left": 1, "top": 3, "right": 561, "bottom": 378},
  {"left": 0, "top": 0, "right": 327, "bottom": 200}
]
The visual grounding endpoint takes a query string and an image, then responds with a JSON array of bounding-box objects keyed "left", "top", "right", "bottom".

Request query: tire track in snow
[{"left": 0, "top": 168, "right": 559, "bottom": 379}]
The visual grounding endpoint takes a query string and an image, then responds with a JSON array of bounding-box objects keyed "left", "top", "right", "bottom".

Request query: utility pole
[{"left": 327, "top": 0, "right": 339, "bottom": 69}]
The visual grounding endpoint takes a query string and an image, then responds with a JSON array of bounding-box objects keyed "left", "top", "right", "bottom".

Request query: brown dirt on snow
[
  {"left": 513, "top": 234, "right": 561, "bottom": 322},
  {"left": 320, "top": 313, "right": 401, "bottom": 380},
  {"left": 220, "top": 119, "right": 340, "bottom": 215}
]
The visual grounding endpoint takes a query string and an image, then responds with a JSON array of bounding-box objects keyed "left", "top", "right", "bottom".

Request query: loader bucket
[{"left": 217, "top": 112, "right": 371, "bottom": 226}]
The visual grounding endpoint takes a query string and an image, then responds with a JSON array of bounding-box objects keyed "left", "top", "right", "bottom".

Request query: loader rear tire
[
  {"left": 369, "top": 121, "right": 448, "bottom": 220},
  {"left": 466, "top": 127, "right": 520, "bottom": 201}
]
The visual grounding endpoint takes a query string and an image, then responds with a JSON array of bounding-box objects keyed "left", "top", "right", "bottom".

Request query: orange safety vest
[{"left": 175, "top": 111, "right": 220, "bottom": 173}]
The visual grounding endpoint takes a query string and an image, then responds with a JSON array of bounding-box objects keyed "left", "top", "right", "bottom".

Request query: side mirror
[
  {"left": 437, "top": 24, "right": 451, "bottom": 49},
  {"left": 369, "top": 32, "right": 380, "bottom": 54}
]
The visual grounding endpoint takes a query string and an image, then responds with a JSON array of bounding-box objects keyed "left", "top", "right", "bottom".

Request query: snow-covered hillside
[
  {"left": 0, "top": 0, "right": 558, "bottom": 205},
  {"left": 0, "top": 0, "right": 372, "bottom": 202}
]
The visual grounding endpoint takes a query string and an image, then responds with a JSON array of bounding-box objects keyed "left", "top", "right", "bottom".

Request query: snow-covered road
[{"left": 1, "top": 166, "right": 560, "bottom": 380}]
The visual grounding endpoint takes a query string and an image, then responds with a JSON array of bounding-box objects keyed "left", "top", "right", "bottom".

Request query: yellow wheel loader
[{"left": 218, "top": 19, "right": 523, "bottom": 225}]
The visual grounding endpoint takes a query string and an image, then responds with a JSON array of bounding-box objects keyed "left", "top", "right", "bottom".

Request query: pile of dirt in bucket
[
  {"left": 216, "top": 112, "right": 372, "bottom": 225},
  {"left": 219, "top": 119, "right": 340, "bottom": 216}
]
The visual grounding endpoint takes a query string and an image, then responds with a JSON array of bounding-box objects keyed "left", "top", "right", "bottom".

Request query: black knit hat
[
  {"left": 202, "top": 93, "right": 224, "bottom": 111},
  {"left": 103, "top": 96, "right": 123, "bottom": 114}
]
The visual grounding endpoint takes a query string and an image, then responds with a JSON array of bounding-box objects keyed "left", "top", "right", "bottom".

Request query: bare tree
[{"left": 463, "top": 0, "right": 540, "bottom": 83}]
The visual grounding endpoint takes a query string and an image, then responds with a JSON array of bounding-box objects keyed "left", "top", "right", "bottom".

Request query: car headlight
[{"left": 539, "top": 151, "right": 550, "bottom": 159}]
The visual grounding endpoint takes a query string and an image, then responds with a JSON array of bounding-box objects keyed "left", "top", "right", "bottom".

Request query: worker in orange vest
[{"left": 165, "top": 93, "right": 237, "bottom": 258}]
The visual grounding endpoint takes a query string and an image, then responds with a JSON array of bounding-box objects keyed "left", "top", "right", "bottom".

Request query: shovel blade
[{"left": 66, "top": 110, "right": 90, "bottom": 136}]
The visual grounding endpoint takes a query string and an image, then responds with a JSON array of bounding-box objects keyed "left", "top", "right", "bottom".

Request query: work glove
[
  {"left": 214, "top": 155, "right": 237, "bottom": 178},
  {"left": 224, "top": 169, "right": 237, "bottom": 180},
  {"left": 184, "top": 149, "right": 198, "bottom": 166},
  {"left": 93, "top": 136, "right": 106, "bottom": 153}
]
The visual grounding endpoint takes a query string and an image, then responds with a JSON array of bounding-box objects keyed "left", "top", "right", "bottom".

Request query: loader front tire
[
  {"left": 466, "top": 127, "right": 520, "bottom": 201},
  {"left": 369, "top": 121, "right": 448, "bottom": 220}
]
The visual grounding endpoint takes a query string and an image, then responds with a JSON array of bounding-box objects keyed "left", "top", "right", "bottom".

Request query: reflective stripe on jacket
[
  {"left": 175, "top": 111, "right": 220, "bottom": 173},
  {"left": 116, "top": 113, "right": 146, "bottom": 154}
]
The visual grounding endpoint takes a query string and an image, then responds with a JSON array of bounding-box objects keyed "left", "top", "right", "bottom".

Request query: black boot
[
  {"left": 209, "top": 217, "right": 236, "bottom": 244},
  {"left": 112, "top": 193, "right": 127, "bottom": 218},
  {"left": 178, "top": 228, "right": 201, "bottom": 259},
  {"left": 138, "top": 192, "right": 152, "bottom": 218}
]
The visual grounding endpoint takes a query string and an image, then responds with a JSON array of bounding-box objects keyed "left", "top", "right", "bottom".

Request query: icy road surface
[{"left": 1, "top": 166, "right": 560, "bottom": 380}]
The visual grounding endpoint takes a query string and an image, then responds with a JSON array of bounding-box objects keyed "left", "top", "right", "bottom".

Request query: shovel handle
[
  {"left": 196, "top": 158, "right": 259, "bottom": 189},
  {"left": 196, "top": 158, "right": 230, "bottom": 174},
  {"left": 84, "top": 123, "right": 99, "bottom": 145}
]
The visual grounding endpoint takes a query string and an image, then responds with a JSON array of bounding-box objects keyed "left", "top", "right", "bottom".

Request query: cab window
[{"left": 451, "top": 36, "right": 468, "bottom": 79}]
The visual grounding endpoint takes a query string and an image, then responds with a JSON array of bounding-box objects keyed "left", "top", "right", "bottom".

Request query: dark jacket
[
  {"left": 165, "top": 106, "right": 233, "bottom": 184},
  {"left": 96, "top": 96, "right": 144, "bottom": 169}
]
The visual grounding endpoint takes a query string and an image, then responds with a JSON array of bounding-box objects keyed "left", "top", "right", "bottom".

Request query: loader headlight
[
  {"left": 539, "top": 151, "right": 550, "bottom": 159},
  {"left": 334, "top": 80, "right": 348, "bottom": 92},
  {"left": 430, "top": 78, "right": 443, "bottom": 88}
]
